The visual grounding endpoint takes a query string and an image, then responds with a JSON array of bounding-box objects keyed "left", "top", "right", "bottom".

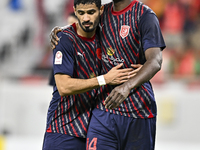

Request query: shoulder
[
  {"left": 133, "top": 2, "right": 158, "bottom": 27},
  {"left": 138, "top": 2, "right": 156, "bottom": 17},
  {"left": 102, "top": 2, "right": 112, "bottom": 11},
  {"left": 54, "top": 26, "right": 76, "bottom": 53},
  {"left": 58, "top": 25, "right": 77, "bottom": 43}
]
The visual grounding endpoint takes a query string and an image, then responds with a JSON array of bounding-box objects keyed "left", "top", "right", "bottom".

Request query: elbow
[
  {"left": 156, "top": 65, "right": 161, "bottom": 74},
  {"left": 58, "top": 88, "right": 66, "bottom": 97},
  {"left": 156, "top": 58, "right": 162, "bottom": 72},
  {"left": 59, "top": 91, "right": 66, "bottom": 97},
  {"left": 58, "top": 87, "right": 72, "bottom": 96}
]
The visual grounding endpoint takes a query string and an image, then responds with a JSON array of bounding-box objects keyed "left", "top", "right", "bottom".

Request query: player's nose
[{"left": 83, "top": 14, "right": 90, "bottom": 22}]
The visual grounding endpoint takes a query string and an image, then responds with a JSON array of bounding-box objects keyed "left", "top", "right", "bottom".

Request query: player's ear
[{"left": 100, "top": 5, "right": 104, "bottom": 15}]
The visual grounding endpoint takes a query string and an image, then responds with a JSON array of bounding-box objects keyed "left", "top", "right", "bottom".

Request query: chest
[
  {"left": 72, "top": 39, "right": 101, "bottom": 78},
  {"left": 99, "top": 11, "right": 142, "bottom": 70}
]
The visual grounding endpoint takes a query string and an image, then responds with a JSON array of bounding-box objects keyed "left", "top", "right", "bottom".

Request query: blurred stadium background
[{"left": 0, "top": 0, "right": 200, "bottom": 149}]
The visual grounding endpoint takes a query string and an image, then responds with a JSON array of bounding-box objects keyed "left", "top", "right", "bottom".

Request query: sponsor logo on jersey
[
  {"left": 89, "top": 72, "right": 96, "bottom": 78},
  {"left": 103, "top": 47, "right": 124, "bottom": 65},
  {"left": 54, "top": 51, "right": 62, "bottom": 64},
  {"left": 120, "top": 25, "right": 130, "bottom": 38},
  {"left": 106, "top": 47, "right": 115, "bottom": 56}
]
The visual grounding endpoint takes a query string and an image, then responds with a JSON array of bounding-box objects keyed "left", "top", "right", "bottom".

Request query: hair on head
[{"left": 74, "top": 0, "right": 101, "bottom": 9}]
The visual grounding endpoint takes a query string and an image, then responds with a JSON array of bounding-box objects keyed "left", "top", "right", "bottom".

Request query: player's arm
[
  {"left": 104, "top": 11, "right": 165, "bottom": 109},
  {"left": 55, "top": 63, "right": 136, "bottom": 96},
  {"left": 104, "top": 48, "right": 162, "bottom": 109},
  {"left": 126, "top": 47, "right": 162, "bottom": 89},
  {"left": 55, "top": 74, "right": 98, "bottom": 96}
]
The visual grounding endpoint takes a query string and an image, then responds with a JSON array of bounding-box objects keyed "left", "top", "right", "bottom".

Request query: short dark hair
[{"left": 74, "top": 0, "right": 101, "bottom": 9}]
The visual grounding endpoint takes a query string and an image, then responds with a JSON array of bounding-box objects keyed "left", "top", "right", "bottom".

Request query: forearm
[
  {"left": 124, "top": 48, "right": 162, "bottom": 90},
  {"left": 62, "top": 78, "right": 100, "bottom": 95},
  {"left": 126, "top": 58, "right": 161, "bottom": 89},
  {"left": 55, "top": 63, "right": 135, "bottom": 96},
  {"left": 56, "top": 75, "right": 100, "bottom": 96}
]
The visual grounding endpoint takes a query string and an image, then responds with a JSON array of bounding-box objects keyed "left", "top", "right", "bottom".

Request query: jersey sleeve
[
  {"left": 139, "top": 10, "right": 166, "bottom": 52},
  {"left": 53, "top": 31, "right": 74, "bottom": 77}
]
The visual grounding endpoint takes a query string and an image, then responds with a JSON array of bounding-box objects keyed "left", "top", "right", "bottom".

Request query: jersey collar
[
  {"left": 72, "top": 23, "right": 96, "bottom": 42},
  {"left": 111, "top": 0, "right": 137, "bottom": 16}
]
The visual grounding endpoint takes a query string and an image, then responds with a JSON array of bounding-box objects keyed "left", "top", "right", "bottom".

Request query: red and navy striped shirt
[
  {"left": 46, "top": 23, "right": 101, "bottom": 138},
  {"left": 96, "top": 0, "right": 166, "bottom": 118}
]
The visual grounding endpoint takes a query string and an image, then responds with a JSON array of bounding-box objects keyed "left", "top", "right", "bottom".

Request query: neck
[
  {"left": 113, "top": 0, "right": 133, "bottom": 12},
  {"left": 76, "top": 23, "right": 96, "bottom": 38}
]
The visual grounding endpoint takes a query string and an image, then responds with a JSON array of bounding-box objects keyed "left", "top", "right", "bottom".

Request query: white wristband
[{"left": 97, "top": 75, "right": 106, "bottom": 86}]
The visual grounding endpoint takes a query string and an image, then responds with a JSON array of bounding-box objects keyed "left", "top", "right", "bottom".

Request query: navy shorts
[
  {"left": 42, "top": 132, "right": 86, "bottom": 150},
  {"left": 86, "top": 108, "right": 156, "bottom": 150}
]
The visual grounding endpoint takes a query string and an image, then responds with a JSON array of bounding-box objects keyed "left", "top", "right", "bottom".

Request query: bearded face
[{"left": 75, "top": 3, "right": 101, "bottom": 33}]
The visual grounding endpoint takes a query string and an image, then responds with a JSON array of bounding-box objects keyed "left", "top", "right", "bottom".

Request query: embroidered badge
[
  {"left": 54, "top": 51, "right": 63, "bottom": 64},
  {"left": 120, "top": 25, "right": 130, "bottom": 39}
]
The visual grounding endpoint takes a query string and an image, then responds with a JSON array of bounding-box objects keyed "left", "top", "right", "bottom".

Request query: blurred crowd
[
  {"left": 0, "top": 0, "right": 200, "bottom": 84},
  {"left": 144, "top": 0, "right": 200, "bottom": 84}
]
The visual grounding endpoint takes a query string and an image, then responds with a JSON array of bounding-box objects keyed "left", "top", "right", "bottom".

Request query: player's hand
[
  {"left": 50, "top": 26, "right": 62, "bottom": 50},
  {"left": 104, "top": 84, "right": 130, "bottom": 109},
  {"left": 128, "top": 64, "right": 143, "bottom": 77},
  {"left": 104, "top": 63, "right": 133, "bottom": 85},
  {"left": 104, "top": 64, "right": 142, "bottom": 109}
]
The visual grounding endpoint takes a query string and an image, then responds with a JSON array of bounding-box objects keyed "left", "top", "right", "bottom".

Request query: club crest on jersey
[
  {"left": 54, "top": 51, "right": 62, "bottom": 64},
  {"left": 106, "top": 47, "right": 115, "bottom": 56},
  {"left": 120, "top": 25, "right": 130, "bottom": 39}
]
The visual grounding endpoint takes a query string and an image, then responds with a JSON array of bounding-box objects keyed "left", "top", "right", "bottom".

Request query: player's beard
[{"left": 78, "top": 14, "right": 100, "bottom": 33}]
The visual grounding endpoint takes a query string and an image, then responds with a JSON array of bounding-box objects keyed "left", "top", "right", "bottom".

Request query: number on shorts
[{"left": 87, "top": 137, "right": 97, "bottom": 150}]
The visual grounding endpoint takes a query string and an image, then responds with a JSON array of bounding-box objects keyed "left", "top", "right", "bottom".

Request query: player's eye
[
  {"left": 78, "top": 11, "right": 84, "bottom": 15},
  {"left": 87, "top": 10, "right": 96, "bottom": 15}
]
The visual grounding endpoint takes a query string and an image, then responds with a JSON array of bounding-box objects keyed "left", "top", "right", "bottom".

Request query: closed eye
[
  {"left": 87, "top": 10, "right": 96, "bottom": 15},
  {"left": 77, "top": 10, "right": 85, "bottom": 15}
]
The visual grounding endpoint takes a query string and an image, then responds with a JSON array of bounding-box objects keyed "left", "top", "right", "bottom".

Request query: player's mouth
[
  {"left": 82, "top": 22, "right": 93, "bottom": 27},
  {"left": 84, "top": 24, "right": 91, "bottom": 27}
]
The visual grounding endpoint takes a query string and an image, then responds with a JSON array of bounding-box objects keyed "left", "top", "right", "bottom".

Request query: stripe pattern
[
  {"left": 46, "top": 25, "right": 101, "bottom": 138},
  {"left": 97, "top": 1, "right": 157, "bottom": 118}
]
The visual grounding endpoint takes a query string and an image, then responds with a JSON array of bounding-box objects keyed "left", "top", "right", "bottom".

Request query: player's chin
[{"left": 85, "top": 27, "right": 95, "bottom": 32}]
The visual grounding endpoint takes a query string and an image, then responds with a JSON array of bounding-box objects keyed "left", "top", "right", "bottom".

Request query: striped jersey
[
  {"left": 96, "top": 0, "right": 166, "bottom": 118},
  {"left": 46, "top": 23, "right": 101, "bottom": 138}
]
